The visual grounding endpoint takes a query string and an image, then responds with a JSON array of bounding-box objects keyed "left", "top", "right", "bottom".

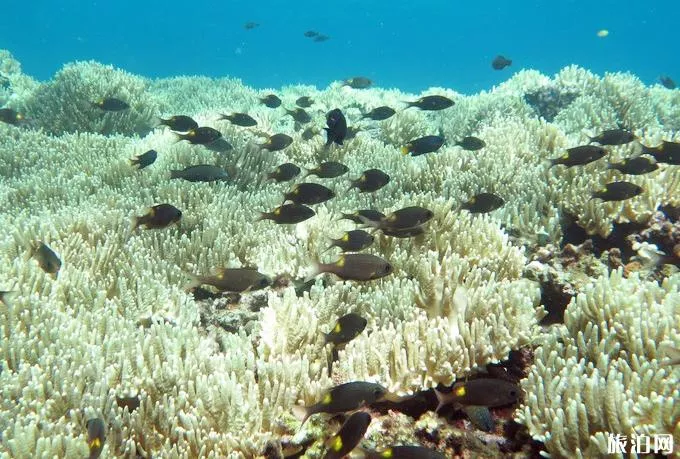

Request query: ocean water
[{"left": 2, "top": 0, "right": 679, "bottom": 93}]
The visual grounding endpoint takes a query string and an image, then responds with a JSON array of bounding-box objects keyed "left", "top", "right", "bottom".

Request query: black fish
[
  {"left": 285, "top": 108, "right": 311, "bottom": 124},
  {"left": 205, "top": 137, "right": 233, "bottom": 153},
  {"left": 340, "top": 209, "right": 385, "bottom": 224},
  {"left": 129, "top": 149, "right": 157, "bottom": 169},
  {"left": 641, "top": 141, "right": 680, "bottom": 165},
  {"left": 461, "top": 193, "right": 504, "bottom": 213},
  {"left": 244, "top": 22, "right": 259, "bottom": 29},
  {"left": 116, "top": 395, "right": 141, "bottom": 413},
  {"left": 293, "top": 382, "right": 385, "bottom": 425},
  {"left": 324, "top": 412, "right": 372, "bottom": 459},
  {"left": 219, "top": 112, "right": 257, "bottom": 127},
  {"left": 326, "top": 230, "right": 374, "bottom": 252},
  {"left": 284, "top": 183, "right": 335, "bottom": 205},
  {"left": 314, "top": 34, "right": 330, "bottom": 42},
  {"left": 175, "top": 127, "right": 222, "bottom": 145},
  {"left": 589, "top": 129, "right": 635, "bottom": 146},
  {"left": 382, "top": 225, "right": 425, "bottom": 238},
  {"left": 491, "top": 55, "right": 512, "bottom": 70},
  {"left": 401, "top": 135, "right": 445, "bottom": 156},
  {"left": 0, "top": 108, "right": 24, "bottom": 125},
  {"left": 660, "top": 76, "right": 676, "bottom": 89},
  {"left": 260, "top": 94, "right": 282, "bottom": 108},
  {"left": 343, "top": 77, "right": 372, "bottom": 89},
  {"left": 362, "top": 445, "right": 446, "bottom": 459},
  {"left": 325, "top": 108, "right": 347, "bottom": 147},
  {"left": 323, "top": 313, "right": 367, "bottom": 346},
  {"left": 268, "top": 163, "right": 301, "bottom": 182},
  {"left": 549, "top": 145, "right": 607, "bottom": 167},
  {"left": 362, "top": 106, "right": 396, "bottom": 121},
  {"left": 607, "top": 156, "right": 658, "bottom": 175},
  {"left": 349, "top": 169, "right": 390, "bottom": 193},
  {"left": 133, "top": 204, "right": 182, "bottom": 230},
  {"left": 296, "top": 96, "right": 314, "bottom": 108},
  {"left": 170, "top": 164, "right": 229, "bottom": 182},
  {"left": 258, "top": 204, "right": 315, "bottom": 224},
  {"left": 31, "top": 241, "right": 61, "bottom": 277},
  {"left": 372, "top": 206, "right": 434, "bottom": 231},
  {"left": 186, "top": 267, "right": 271, "bottom": 292},
  {"left": 93, "top": 97, "right": 129, "bottom": 111},
  {"left": 158, "top": 115, "right": 198, "bottom": 132},
  {"left": 305, "top": 161, "right": 349, "bottom": 179},
  {"left": 304, "top": 30, "right": 319, "bottom": 37},
  {"left": 86, "top": 418, "right": 106, "bottom": 459},
  {"left": 405, "top": 95, "right": 454, "bottom": 111},
  {"left": 455, "top": 136, "right": 486, "bottom": 151},
  {"left": 591, "top": 181, "right": 643, "bottom": 201},
  {"left": 310, "top": 253, "right": 393, "bottom": 281},
  {"left": 260, "top": 133, "right": 293, "bottom": 151}
]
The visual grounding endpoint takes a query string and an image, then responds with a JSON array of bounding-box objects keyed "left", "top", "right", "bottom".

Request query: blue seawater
[{"left": 1, "top": 0, "right": 678, "bottom": 93}]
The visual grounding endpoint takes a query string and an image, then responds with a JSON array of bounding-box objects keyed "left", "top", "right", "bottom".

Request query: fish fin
[
  {"left": 433, "top": 388, "right": 447, "bottom": 413},
  {"left": 291, "top": 405, "right": 310, "bottom": 425},
  {"left": 303, "top": 260, "right": 323, "bottom": 284},
  {"left": 0, "top": 291, "right": 17, "bottom": 305},
  {"left": 169, "top": 170, "right": 180, "bottom": 179},
  {"left": 131, "top": 216, "right": 142, "bottom": 231},
  {"left": 183, "top": 273, "right": 202, "bottom": 292},
  {"left": 255, "top": 212, "right": 270, "bottom": 222},
  {"left": 464, "top": 405, "right": 495, "bottom": 432}
]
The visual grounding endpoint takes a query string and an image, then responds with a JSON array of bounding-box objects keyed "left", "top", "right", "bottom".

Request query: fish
[
  {"left": 659, "top": 343, "right": 680, "bottom": 366},
  {"left": 260, "top": 94, "right": 282, "bottom": 108},
  {"left": 31, "top": 241, "right": 61, "bottom": 277},
  {"left": 360, "top": 445, "right": 446, "bottom": 459},
  {"left": 175, "top": 127, "right": 222, "bottom": 145},
  {"left": 92, "top": 97, "right": 129, "bottom": 111},
  {"left": 129, "top": 149, "right": 157, "bottom": 169},
  {"left": 326, "top": 230, "right": 374, "bottom": 253},
  {"left": 268, "top": 163, "right": 301, "bottom": 182},
  {"left": 367, "top": 206, "right": 434, "bottom": 231},
  {"left": 219, "top": 112, "right": 257, "bottom": 127},
  {"left": 133, "top": 204, "right": 182, "bottom": 230},
  {"left": 597, "top": 29, "right": 609, "bottom": 38},
  {"left": 304, "top": 161, "right": 349, "bottom": 179},
  {"left": 314, "top": 34, "right": 330, "bottom": 42},
  {"left": 0, "top": 108, "right": 24, "bottom": 125},
  {"left": 589, "top": 129, "right": 636, "bottom": 146},
  {"left": 381, "top": 226, "right": 426, "bottom": 238},
  {"left": 244, "top": 21, "right": 259, "bottom": 29},
  {"left": 549, "top": 145, "right": 607, "bottom": 167},
  {"left": 641, "top": 141, "right": 680, "bottom": 165},
  {"left": 349, "top": 169, "right": 390, "bottom": 193},
  {"left": 340, "top": 209, "right": 386, "bottom": 225},
  {"left": 607, "top": 156, "right": 658, "bottom": 175},
  {"left": 455, "top": 136, "right": 486, "bottom": 151},
  {"left": 304, "top": 30, "right": 319, "bottom": 37},
  {"left": 405, "top": 95, "right": 454, "bottom": 111},
  {"left": 292, "top": 381, "right": 386, "bottom": 425},
  {"left": 309, "top": 254, "right": 393, "bottom": 281},
  {"left": 325, "top": 108, "right": 347, "bottom": 147},
  {"left": 170, "top": 164, "right": 229, "bottom": 182},
  {"left": 284, "top": 183, "right": 335, "bottom": 205},
  {"left": 401, "top": 136, "right": 445, "bottom": 156},
  {"left": 258, "top": 204, "right": 315, "bottom": 224},
  {"left": 158, "top": 115, "right": 198, "bottom": 132},
  {"left": 591, "top": 181, "right": 643, "bottom": 201},
  {"left": 660, "top": 76, "right": 676, "bottom": 89},
  {"left": 296, "top": 96, "right": 314, "bottom": 108},
  {"left": 116, "top": 395, "right": 141, "bottom": 412},
  {"left": 260, "top": 133, "right": 293, "bottom": 151},
  {"left": 491, "top": 55, "right": 512, "bottom": 70},
  {"left": 286, "top": 108, "right": 312, "bottom": 124},
  {"left": 323, "top": 313, "right": 367, "bottom": 346},
  {"left": 86, "top": 417, "right": 106, "bottom": 459},
  {"left": 323, "top": 411, "right": 372, "bottom": 459},
  {"left": 343, "top": 77, "right": 372, "bottom": 89},
  {"left": 205, "top": 138, "right": 234, "bottom": 153},
  {"left": 186, "top": 267, "right": 271, "bottom": 292},
  {"left": 461, "top": 193, "right": 505, "bottom": 213},
  {"left": 434, "top": 378, "right": 520, "bottom": 432},
  {"left": 362, "top": 106, "right": 396, "bottom": 121}
]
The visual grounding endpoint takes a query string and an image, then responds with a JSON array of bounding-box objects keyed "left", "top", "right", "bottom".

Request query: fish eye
[{"left": 384, "top": 264, "right": 393, "bottom": 273}]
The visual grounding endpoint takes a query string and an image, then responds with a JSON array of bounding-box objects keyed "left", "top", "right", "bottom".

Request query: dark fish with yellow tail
[
  {"left": 304, "top": 161, "right": 349, "bottom": 179},
  {"left": 341, "top": 209, "right": 385, "bottom": 225},
  {"left": 343, "top": 77, "right": 372, "bottom": 89},
  {"left": 258, "top": 204, "right": 315, "bottom": 224},
  {"left": 296, "top": 96, "right": 314, "bottom": 107},
  {"left": 129, "top": 149, "right": 157, "bottom": 169},
  {"left": 268, "top": 163, "right": 301, "bottom": 182},
  {"left": 309, "top": 253, "right": 393, "bottom": 281},
  {"left": 292, "top": 381, "right": 386, "bottom": 425},
  {"left": 284, "top": 182, "right": 335, "bottom": 205},
  {"left": 349, "top": 169, "right": 390, "bottom": 193},
  {"left": 491, "top": 55, "right": 512, "bottom": 70},
  {"left": 92, "top": 97, "right": 129, "bottom": 111},
  {"left": 31, "top": 241, "right": 61, "bottom": 277},
  {"left": 641, "top": 141, "right": 680, "bottom": 165},
  {"left": 607, "top": 156, "right": 658, "bottom": 175},
  {"left": 186, "top": 267, "right": 271, "bottom": 292},
  {"left": 461, "top": 193, "right": 504, "bottom": 213},
  {"left": 260, "top": 133, "right": 293, "bottom": 151},
  {"left": 286, "top": 108, "right": 312, "bottom": 124},
  {"left": 405, "top": 95, "right": 454, "bottom": 111},
  {"left": 434, "top": 378, "right": 520, "bottom": 432},
  {"left": 549, "top": 145, "right": 607, "bottom": 167},
  {"left": 455, "top": 136, "right": 486, "bottom": 151},
  {"left": 260, "top": 94, "right": 282, "bottom": 108},
  {"left": 323, "top": 313, "right": 367, "bottom": 346},
  {"left": 86, "top": 417, "right": 106, "bottom": 459},
  {"left": 591, "top": 181, "right": 643, "bottom": 201},
  {"left": 589, "top": 129, "right": 636, "bottom": 146},
  {"left": 325, "top": 108, "right": 347, "bottom": 147},
  {"left": 401, "top": 136, "right": 445, "bottom": 156},
  {"left": 365, "top": 206, "right": 434, "bottom": 231},
  {"left": 133, "top": 204, "right": 182, "bottom": 230},
  {"left": 175, "top": 126, "right": 222, "bottom": 145},
  {"left": 158, "top": 115, "right": 198, "bottom": 132},
  {"left": 170, "top": 164, "right": 229, "bottom": 182},
  {"left": 660, "top": 76, "right": 676, "bottom": 89},
  {"left": 360, "top": 445, "right": 446, "bottom": 459},
  {"left": 0, "top": 108, "right": 25, "bottom": 125},
  {"left": 219, "top": 112, "right": 257, "bottom": 127},
  {"left": 362, "top": 106, "right": 396, "bottom": 121},
  {"left": 323, "top": 411, "right": 372, "bottom": 459},
  {"left": 326, "top": 230, "right": 374, "bottom": 253}
]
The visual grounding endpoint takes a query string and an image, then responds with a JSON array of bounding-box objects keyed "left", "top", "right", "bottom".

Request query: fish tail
[
  {"left": 169, "top": 170, "right": 180, "bottom": 179},
  {"left": 433, "top": 388, "right": 447, "bottom": 413},
  {"left": 303, "top": 260, "right": 324, "bottom": 284},
  {"left": 0, "top": 291, "right": 17, "bottom": 305},
  {"left": 131, "top": 215, "right": 142, "bottom": 231},
  {"left": 291, "top": 405, "right": 310, "bottom": 425},
  {"left": 183, "top": 273, "right": 202, "bottom": 292},
  {"left": 255, "top": 212, "right": 271, "bottom": 222},
  {"left": 129, "top": 158, "right": 140, "bottom": 167}
]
